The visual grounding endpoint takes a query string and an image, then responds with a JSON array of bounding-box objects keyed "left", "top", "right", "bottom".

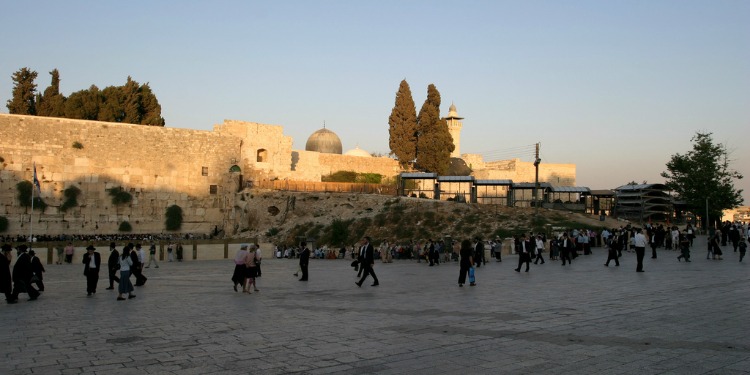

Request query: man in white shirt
[{"left": 633, "top": 228, "right": 648, "bottom": 272}]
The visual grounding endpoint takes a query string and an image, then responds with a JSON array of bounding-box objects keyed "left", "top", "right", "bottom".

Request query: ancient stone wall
[
  {"left": 0, "top": 114, "right": 241, "bottom": 236},
  {"left": 317, "top": 153, "right": 401, "bottom": 180}
]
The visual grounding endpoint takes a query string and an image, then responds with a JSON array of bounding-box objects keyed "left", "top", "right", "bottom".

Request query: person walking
[
  {"left": 232, "top": 244, "right": 248, "bottom": 292},
  {"left": 356, "top": 236, "right": 379, "bottom": 287},
  {"left": 677, "top": 233, "right": 691, "bottom": 262},
  {"left": 167, "top": 242, "right": 174, "bottom": 262},
  {"left": 145, "top": 242, "right": 159, "bottom": 268},
  {"left": 474, "top": 237, "right": 485, "bottom": 268},
  {"left": 514, "top": 234, "right": 532, "bottom": 272},
  {"left": 1, "top": 244, "right": 14, "bottom": 304},
  {"left": 64, "top": 242, "right": 74, "bottom": 264},
  {"left": 82, "top": 245, "right": 101, "bottom": 296},
  {"left": 298, "top": 241, "right": 310, "bottom": 281},
  {"left": 633, "top": 228, "right": 647, "bottom": 272},
  {"left": 534, "top": 235, "right": 546, "bottom": 264},
  {"left": 117, "top": 245, "right": 136, "bottom": 301},
  {"left": 130, "top": 243, "right": 147, "bottom": 286},
  {"left": 560, "top": 233, "right": 573, "bottom": 266},
  {"left": 55, "top": 245, "right": 65, "bottom": 265},
  {"left": 11, "top": 245, "right": 40, "bottom": 302},
  {"left": 604, "top": 233, "right": 620, "bottom": 267},
  {"left": 739, "top": 238, "right": 747, "bottom": 262},
  {"left": 458, "top": 239, "right": 475, "bottom": 287},
  {"left": 244, "top": 244, "right": 260, "bottom": 293},
  {"left": 28, "top": 250, "right": 45, "bottom": 292},
  {"left": 106, "top": 242, "right": 120, "bottom": 290}
]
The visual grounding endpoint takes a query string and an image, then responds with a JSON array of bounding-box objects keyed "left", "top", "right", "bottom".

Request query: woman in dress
[
  {"left": 117, "top": 245, "right": 136, "bottom": 301},
  {"left": 231, "top": 244, "right": 248, "bottom": 292},
  {"left": 244, "top": 244, "right": 259, "bottom": 293}
]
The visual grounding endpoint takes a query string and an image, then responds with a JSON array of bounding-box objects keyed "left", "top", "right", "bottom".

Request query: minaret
[{"left": 444, "top": 102, "right": 463, "bottom": 158}]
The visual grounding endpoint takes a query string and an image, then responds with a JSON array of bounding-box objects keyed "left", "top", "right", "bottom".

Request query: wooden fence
[{"left": 254, "top": 180, "right": 397, "bottom": 195}]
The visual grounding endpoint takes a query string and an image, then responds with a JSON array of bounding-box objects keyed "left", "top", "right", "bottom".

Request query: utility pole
[{"left": 533, "top": 143, "right": 541, "bottom": 217}]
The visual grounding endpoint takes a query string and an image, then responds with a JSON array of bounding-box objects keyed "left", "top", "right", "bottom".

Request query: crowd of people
[{"left": 4, "top": 221, "right": 747, "bottom": 304}]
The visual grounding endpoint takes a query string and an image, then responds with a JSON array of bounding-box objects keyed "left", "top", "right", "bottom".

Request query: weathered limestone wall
[
  {"left": 317, "top": 153, "right": 401, "bottom": 179},
  {"left": 0, "top": 114, "right": 241, "bottom": 235},
  {"left": 464, "top": 155, "right": 576, "bottom": 186},
  {"left": 213, "top": 119, "right": 294, "bottom": 181}
]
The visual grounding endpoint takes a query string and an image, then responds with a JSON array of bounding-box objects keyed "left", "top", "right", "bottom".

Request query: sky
[{"left": 2, "top": 1, "right": 748, "bottom": 203}]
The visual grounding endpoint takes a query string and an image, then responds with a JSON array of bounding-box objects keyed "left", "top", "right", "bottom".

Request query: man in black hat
[
  {"left": 1, "top": 244, "right": 14, "bottom": 303},
  {"left": 82, "top": 245, "right": 101, "bottom": 296},
  {"left": 29, "top": 249, "right": 45, "bottom": 292},
  {"left": 106, "top": 242, "right": 120, "bottom": 290},
  {"left": 11, "top": 244, "right": 40, "bottom": 301}
]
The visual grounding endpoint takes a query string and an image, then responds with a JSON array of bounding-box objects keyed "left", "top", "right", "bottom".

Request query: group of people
[
  {"left": 1, "top": 244, "right": 42, "bottom": 303},
  {"left": 84, "top": 242, "right": 149, "bottom": 300},
  {"left": 231, "top": 243, "right": 263, "bottom": 293}
]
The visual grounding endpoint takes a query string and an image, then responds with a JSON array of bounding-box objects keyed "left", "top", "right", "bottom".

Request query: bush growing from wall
[
  {"left": 16, "top": 181, "right": 47, "bottom": 211},
  {"left": 60, "top": 185, "right": 82, "bottom": 211},
  {"left": 119, "top": 221, "right": 132, "bottom": 232},
  {"left": 107, "top": 187, "right": 132, "bottom": 206}
]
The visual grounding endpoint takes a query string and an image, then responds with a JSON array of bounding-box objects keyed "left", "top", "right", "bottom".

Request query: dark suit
[
  {"left": 107, "top": 249, "right": 120, "bottom": 288},
  {"left": 83, "top": 251, "right": 102, "bottom": 294},
  {"left": 357, "top": 243, "right": 379, "bottom": 286},
  {"left": 130, "top": 251, "right": 147, "bottom": 286},
  {"left": 474, "top": 241, "right": 485, "bottom": 267},
  {"left": 299, "top": 247, "right": 310, "bottom": 281},
  {"left": 12, "top": 252, "right": 40, "bottom": 300},
  {"left": 515, "top": 239, "right": 532, "bottom": 272},
  {"left": 30, "top": 255, "right": 45, "bottom": 291},
  {"left": 1, "top": 254, "right": 13, "bottom": 302},
  {"left": 560, "top": 237, "right": 574, "bottom": 265}
]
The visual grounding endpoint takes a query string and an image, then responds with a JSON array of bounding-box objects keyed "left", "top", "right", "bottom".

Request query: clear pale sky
[{"left": 2, "top": 1, "right": 748, "bottom": 203}]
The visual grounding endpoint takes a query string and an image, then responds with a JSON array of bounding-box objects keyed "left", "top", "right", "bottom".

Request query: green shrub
[
  {"left": 72, "top": 141, "right": 84, "bottom": 149},
  {"left": 16, "top": 181, "right": 47, "bottom": 211},
  {"left": 119, "top": 221, "right": 133, "bottom": 232},
  {"left": 107, "top": 187, "right": 132, "bottom": 206},
  {"left": 165, "top": 205, "right": 183, "bottom": 231},
  {"left": 60, "top": 185, "right": 82, "bottom": 212},
  {"left": 0, "top": 216, "right": 8, "bottom": 232}
]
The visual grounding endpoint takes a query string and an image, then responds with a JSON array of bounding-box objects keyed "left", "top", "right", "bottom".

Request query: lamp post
[{"left": 533, "top": 143, "right": 541, "bottom": 217}]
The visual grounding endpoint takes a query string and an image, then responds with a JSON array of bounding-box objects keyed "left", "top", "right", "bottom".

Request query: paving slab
[{"left": 1, "top": 238, "right": 748, "bottom": 374}]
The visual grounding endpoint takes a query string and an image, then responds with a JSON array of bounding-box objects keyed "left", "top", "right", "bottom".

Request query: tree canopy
[
  {"left": 415, "top": 84, "right": 454, "bottom": 174},
  {"left": 6, "top": 67, "right": 38, "bottom": 115},
  {"left": 661, "top": 132, "right": 744, "bottom": 228},
  {"left": 6, "top": 67, "right": 165, "bottom": 126},
  {"left": 388, "top": 79, "right": 418, "bottom": 168}
]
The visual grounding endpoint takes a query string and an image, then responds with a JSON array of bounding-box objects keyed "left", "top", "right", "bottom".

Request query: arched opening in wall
[{"left": 257, "top": 149, "right": 268, "bottom": 162}]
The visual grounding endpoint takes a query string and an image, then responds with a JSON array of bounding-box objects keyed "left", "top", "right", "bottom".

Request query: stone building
[{"left": 0, "top": 106, "right": 575, "bottom": 236}]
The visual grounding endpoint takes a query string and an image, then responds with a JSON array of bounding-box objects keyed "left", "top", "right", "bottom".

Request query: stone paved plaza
[{"left": 2, "top": 237, "right": 749, "bottom": 375}]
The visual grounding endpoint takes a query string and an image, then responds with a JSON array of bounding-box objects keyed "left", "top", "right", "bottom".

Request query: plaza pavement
[{"left": 1, "top": 236, "right": 749, "bottom": 375}]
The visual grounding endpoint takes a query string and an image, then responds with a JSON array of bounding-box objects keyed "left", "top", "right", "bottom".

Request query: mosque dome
[
  {"left": 305, "top": 127, "right": 342, "bottom": 154},
  {"left": 344, "top": 145, "right": 372, "bottom": 158}
]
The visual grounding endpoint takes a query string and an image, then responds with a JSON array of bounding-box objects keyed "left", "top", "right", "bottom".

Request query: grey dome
[{"left": 305, "top": 127, "right": 342, "bottom": 154}]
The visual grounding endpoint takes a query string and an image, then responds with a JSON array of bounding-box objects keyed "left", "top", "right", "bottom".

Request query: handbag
[{"left": 468, "top": 267, "right": 475, "bottom": 284}]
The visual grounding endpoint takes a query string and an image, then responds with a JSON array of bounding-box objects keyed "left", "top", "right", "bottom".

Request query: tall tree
[
  {"left": 121, "top": 76, "right": 142, "bottom": 124},
  {"left": 65, "top": 85, "right": 102, "bottom": 120},
  {"left": 388, "top": 80, "right": 418, "bottom": 168},
  {"left": 6, "top": 67, "right": 38, "bottom": 115},
  {"left": 98, "top": 85, "right": 125, "bottom": 122},
  {"left": 661, "top": 132, "right": 744, "bottom": 228},
  {"left": 36, "top": 69, "right": 66, "bottom": 117},
  {"left": 139, "top": 83, "right": 166, "bottom": 126},
  {"left": 415, "top": 84, "right": 454, "bottom": 174}
]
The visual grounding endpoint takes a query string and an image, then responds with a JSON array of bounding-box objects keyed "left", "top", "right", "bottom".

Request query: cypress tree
[
  {"left": 415, "top": 84, "right": 454, "bottom": 174},
  {"left": 388, "top": 80, "right": 418, "bottom": 168},
  {"left": 6, "top": 67, "right": 38, "bottom": 115},
  {"left": 36, "top": 69, "right": 66, "bottom": 117}
]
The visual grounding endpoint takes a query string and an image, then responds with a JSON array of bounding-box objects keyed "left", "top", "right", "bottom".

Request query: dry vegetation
[{"left": 232, "top": 189, "right": 624, "bottom": 246}]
